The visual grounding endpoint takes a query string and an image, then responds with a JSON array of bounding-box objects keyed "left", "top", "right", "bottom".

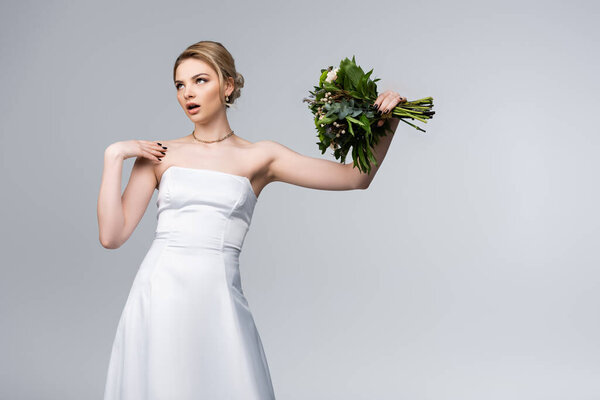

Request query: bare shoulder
[
  {"left": 234, "top": 137, "right": 268, "bottom": 148},
  {"left": 234, "top": 139, "right": 278, "bottom": 158},
  {"left": 249, "top": 140, "right": 290, "bottom": 168},
  {"left": 253, "top": 139, "right": 289, "bottom": 157},
  {"left": 254, "top": 139, "right": 281, "bottom": 148}
]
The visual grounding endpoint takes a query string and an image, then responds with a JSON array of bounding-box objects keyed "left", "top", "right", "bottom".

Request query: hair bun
[{"left": 235, "top": 73, "right": 245, "bottom": 89}]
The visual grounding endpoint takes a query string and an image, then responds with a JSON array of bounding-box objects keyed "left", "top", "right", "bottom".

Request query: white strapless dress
[{"left": 103, "top": 166, "right": 275, "bottom": 400}]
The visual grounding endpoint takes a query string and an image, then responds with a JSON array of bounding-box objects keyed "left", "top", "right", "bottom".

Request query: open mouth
[{"left": 187, "top": 104, "right": 200, "bottom": 110}]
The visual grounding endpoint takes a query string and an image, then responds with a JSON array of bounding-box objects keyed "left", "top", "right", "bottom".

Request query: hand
[
  {"left": 106, "top": 140, "right": 168, "bottom": 162},
  {"left": 373, "top": 90, "right": 407, "bottom": 127}
]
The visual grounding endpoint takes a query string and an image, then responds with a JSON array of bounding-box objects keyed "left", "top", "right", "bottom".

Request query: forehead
[{"left": 174, "top": 58, "right": 216, "bottom": 81}]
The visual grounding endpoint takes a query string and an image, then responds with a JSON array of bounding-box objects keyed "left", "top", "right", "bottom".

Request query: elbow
[
  {"left": 356, "top": 179, "right": 370, "bottom": 190},
  {"left": 99, "top": 234, "right": 122, "bottom": 249},
  {"left": 358, "top": 170, "right": 376, "bottom": 189},
  {"left": 100, "top": 239, "right": 121, "bottom": 249}
]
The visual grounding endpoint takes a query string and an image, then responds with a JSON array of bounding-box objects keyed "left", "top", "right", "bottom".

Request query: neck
[{"left": 191, "top": 114, "right": 233, "bottom": 142}]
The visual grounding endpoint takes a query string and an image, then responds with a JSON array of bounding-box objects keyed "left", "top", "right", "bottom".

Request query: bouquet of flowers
[{"left": 303, "top": 56, "right": 435, "bottom": 174}]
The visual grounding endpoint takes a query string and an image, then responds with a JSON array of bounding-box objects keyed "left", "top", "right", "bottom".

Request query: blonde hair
[{"left": 173, "top": 40, "right": 245, "bottom": 108}]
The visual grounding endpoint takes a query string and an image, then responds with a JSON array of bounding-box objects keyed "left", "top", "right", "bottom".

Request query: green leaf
[
  {"left": 345, "top": 116, "right": 355, "bottom": 136},
  {"left": 318, "top": 69, "right": 330, "bottom": 87},
  {"left": 346, "top": 116, "right": 364, "bottom": 127},
  {"left": 358, "top": 145, "right": 367, "bottom": 170},
  {"left": 347, "top": 121, "right": 355, "bottom": 136},
  {"left": 360, "top": 114, "right": 372, "bottom": 135},
  {"left": 317, "top": 115, "right": 337, "bottom": 125},
  {"left": 339, "top": 56, "right": 363, "bottom": 89},
  {"left": 366, "top": 144, "right": 378, "bottom": 166},
  {"left": 339, "top": 104, "right": 350, "bottom": 119}
]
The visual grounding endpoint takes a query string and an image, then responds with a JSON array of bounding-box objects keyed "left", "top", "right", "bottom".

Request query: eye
[{"left": 175, "top": 78, "right": 207, "bottom": 90}]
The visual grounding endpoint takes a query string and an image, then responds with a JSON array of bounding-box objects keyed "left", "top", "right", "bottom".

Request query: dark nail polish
[
  {"left": 157, "top": 157, "right": 161, "bottom": 161},
  {"left": 373, "top": 104, "right": 379, "bottom": 109},
  {"left": 157, "top": 142, "right": 162, "bottom": 146},
  {"left": 160, "top": 151, "right": 165, "bottom": 155},
  {"left": 162, "top": 146, "right": 167, "bottom": 149}
]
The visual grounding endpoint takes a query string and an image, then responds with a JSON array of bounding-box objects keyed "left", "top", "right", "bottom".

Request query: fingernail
[
  {"left": 160, "top": 151, "right": 165, "bottom": 155},
  {"left": 157, "top": 142, "right": 162, "bottom": 146},
  {"left": 157, "top": 157, "right": 161, "bottom": 161},
  {"left": 162, "top": 146, "right": 167, "bottom": 149},
  {"left": 373, "top": 104, "right": 379, "bottom": 109}
]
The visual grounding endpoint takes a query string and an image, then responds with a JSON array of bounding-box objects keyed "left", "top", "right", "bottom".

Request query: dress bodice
[{"left": 154, "top": 166, "right": 257, "bottom": 253}]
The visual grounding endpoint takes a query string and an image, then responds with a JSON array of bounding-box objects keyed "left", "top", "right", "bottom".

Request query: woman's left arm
[{"left": 265, "top": 90, "right": 405, "bottom": 191}]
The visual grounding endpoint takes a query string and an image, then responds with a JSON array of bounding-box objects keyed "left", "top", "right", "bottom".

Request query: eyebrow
[{"left": 174, "top": 73, "right": 210, "bottom": 84}]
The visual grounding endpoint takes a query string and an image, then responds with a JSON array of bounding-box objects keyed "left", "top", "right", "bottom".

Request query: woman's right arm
[{"left": 97, "top": 140, "right": 167, "bottom": 249}]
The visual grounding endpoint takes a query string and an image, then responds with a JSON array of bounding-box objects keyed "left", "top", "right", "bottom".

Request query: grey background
[{"left": 1, "top": 1, "right": 599, "bottom": 399}]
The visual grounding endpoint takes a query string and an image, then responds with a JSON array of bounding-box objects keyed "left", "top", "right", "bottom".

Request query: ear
[{"left": 225, "top": 76, "right": 235, "bottom": 96}]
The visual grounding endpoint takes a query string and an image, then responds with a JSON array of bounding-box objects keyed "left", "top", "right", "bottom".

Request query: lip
[{"left": 187, "top": 105, "right": 200, "bottom": 114}]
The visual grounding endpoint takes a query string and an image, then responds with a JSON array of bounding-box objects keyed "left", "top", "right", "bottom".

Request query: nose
[{"left": 183, "top": 84, "right": 195, "bottom": 99}]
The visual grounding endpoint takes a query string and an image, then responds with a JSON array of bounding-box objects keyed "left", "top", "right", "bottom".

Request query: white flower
[{"left": 325, "top": 68, "right": 339, "bottom": 83}]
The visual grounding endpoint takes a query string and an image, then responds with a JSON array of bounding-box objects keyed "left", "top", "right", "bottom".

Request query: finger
[
  {"left": 373, "top": 95, "right": 382, "bottom": 110},
  {"left": 373, "top": 91, "right": 392, "bottom": 109},
  {"left": 145, "top": 140, "right": 168, "bottom": 151},
  {"left": 154, "top": 141, "right": 168, "bottom": 151},
  {"left": 374, "top": 91, "right": 403, "bottom": 112},
  {"left": 144, "top": 146, "right": 166, "bottom": 158},
  {"left": 143, "top": 150, "right": 162, "bottom": 162},
  {"left": 144, "top": 143, "right": 167, "bottom": 157},
  {"left": 376, "top": 92, "right": 397, "bottom": 113},
  {"left": 379, "top": 99, "right": 395, "bottom": 114},
  {"left": 381, "top": 93, "right": 407, "bottom": 113}
]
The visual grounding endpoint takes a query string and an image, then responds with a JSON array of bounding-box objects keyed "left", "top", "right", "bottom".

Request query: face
[{"left": 174, "top": 58, "right": 233, "bottom": 122}]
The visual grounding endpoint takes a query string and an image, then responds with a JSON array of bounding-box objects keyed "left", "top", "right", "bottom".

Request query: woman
[{"left": 97, "top": 40, "right": 405, "bottom": 399}]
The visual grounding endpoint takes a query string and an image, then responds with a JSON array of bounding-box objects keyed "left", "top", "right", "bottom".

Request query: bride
[{"left": 97, "top": 40, "right": 405, "bottom": 399}]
